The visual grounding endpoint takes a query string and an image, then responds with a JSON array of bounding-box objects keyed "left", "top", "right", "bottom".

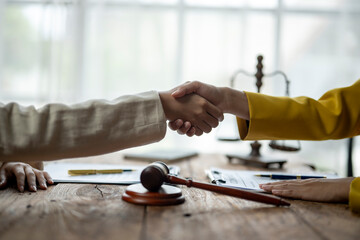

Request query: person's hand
[
  {"left": 259, "top": 177, "right": 354, "bottom": 203},
  {"left": 168, "top": 81, "right": 227, "bottom": 136},
  {"left": 169, "top": 81, "right": 249, "bottom": 135},
  {"left": 159, "top": 89, "right": 223, "bottom": 136},
  {"left": 171, "top": 81, "right": 229, "bottom": 111},
  {"left": 0, "top": 162, "right": 54, "bottom": 192},
  {"left": 168, "top": 119, "right": 197, "bottom": 137}
]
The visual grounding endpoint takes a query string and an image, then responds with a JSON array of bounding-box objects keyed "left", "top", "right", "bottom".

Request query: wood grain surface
[{"left": 0, "top": 153, "right": 359, "bottom": 240}]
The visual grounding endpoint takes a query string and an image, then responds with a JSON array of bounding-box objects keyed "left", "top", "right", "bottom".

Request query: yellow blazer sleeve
[
  {"left": 237, "top": 80, "right": 360, "bottom": 212},
  {"left": 237, "top": 80, "right": 360, "bottom": 140},
  {"left": 350, "top": 177, "right": 360, "bottom": 213}
]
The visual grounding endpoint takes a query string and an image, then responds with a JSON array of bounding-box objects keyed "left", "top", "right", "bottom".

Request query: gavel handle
[{"left": 167, "top": 175, "right": 290, "bottom": 206}]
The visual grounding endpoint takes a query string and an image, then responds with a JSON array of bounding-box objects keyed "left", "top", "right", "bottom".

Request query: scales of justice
[{"left": 224, "top": 55, "right": 301, "bottom": 169}]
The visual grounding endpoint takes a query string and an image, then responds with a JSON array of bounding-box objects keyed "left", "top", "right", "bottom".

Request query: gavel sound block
[
  {"left": 122, "top": 162, "right": 185, "bottom": 206},
  {"left": 122, "top": 183, "right": 185, "bottom": 206},
  {"left": 122, "top": 162, "right": 290, "bottom": 207}
]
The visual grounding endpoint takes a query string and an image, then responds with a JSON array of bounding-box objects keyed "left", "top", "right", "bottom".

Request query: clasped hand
[
  {"left": 163, "top": 81, "right": 249, "bottom": 136},
  {"left": 159, "top": 84, "right": 225, "bottom": 136}
]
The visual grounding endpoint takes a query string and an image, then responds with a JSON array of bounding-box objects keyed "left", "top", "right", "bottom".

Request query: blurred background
[{"left": 0, "top": 0, "right": 359, "bottom": 176}]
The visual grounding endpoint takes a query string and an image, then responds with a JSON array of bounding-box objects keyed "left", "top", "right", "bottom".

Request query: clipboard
[
  {"left": 44, "top": 162, "right": 180, "bottom": 185},
  {"left": 206, "top": 168, "right": 338, "bottom": 192}
]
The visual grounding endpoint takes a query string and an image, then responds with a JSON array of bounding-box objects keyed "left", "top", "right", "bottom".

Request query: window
[{"left": 1, "top": 0, "right": 359, "bottom": 176}]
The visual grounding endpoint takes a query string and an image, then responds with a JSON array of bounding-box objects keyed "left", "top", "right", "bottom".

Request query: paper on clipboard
[
  {"left": 44, "top": 162, "right": 180, "bottom": 185},
  {"left": 206, "top": 168, "right": 337, "bottom": 192}
]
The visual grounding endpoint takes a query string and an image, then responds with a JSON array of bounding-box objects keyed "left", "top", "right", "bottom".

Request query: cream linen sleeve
[{"left": 0, "top": 91, "right": 167, "bottom": 162}]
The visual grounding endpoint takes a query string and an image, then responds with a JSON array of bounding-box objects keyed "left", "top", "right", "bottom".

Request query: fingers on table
[
  {"left": 14, "top": 165, "right": 26, "bottom": 192},
  {"left": 260, "top": 181, "right": 303, "bottom": 199},
  {"left": 25, "top": 165, "right": 37, "bottom": 192},
  {"left": 0, "top": 167, "right": 8, "bottom": 189},
  {"left": 34, "top": 169, "right": 47, "bottom": 190},
  {"left": 271, "top": 189, "right": 300, "bottom": 199},
  {"left": 43, "top": 171, "right": 54, "bottom": 185},
  {"left": 32, "top": 169, "right": 54, "bottom": 190},
  {"left": 15, "top": 165, "right": 53, "bottom": 192}
]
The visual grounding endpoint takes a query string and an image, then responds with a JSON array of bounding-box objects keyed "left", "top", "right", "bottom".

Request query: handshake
[{"left": 159, "top": 81, "right": 250, "bottom": 137}]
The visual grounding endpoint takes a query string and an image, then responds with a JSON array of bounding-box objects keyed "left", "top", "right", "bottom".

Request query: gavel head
[{"left": 140, "top": 161, "right": 169, "bottom": 192}]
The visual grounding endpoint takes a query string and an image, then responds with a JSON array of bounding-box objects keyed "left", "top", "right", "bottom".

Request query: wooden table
[{"left": 0, "top": 153, "right": 359, "bottom": 240}]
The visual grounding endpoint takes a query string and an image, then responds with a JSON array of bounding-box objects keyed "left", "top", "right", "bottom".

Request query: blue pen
[{"left": 255, "top": 174, "right": 327, "bottom": 180}]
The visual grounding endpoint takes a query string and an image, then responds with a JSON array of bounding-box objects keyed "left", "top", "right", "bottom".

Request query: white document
[
  {"left": 44, "top": 162, "right": 180, "bottom": 185},
  {"left": 206, "top": 168, "right": 337, "bottom": 192}
]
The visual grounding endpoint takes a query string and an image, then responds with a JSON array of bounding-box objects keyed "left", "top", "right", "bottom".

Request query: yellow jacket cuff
[{"left": 349, "top": 177, "right": 360, "bottom": 213}]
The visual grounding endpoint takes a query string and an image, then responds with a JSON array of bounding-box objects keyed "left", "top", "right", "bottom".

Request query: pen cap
[{"left": 140, "top": 161, "right": 169, "bottom": 192}]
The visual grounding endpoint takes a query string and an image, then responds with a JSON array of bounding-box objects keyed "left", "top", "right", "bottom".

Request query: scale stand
[
  {"left": 226, "top": 141, "right": 286, "bottom": 169},
  {"left": 224, "top": 55, "right": 298, "bottom": 169}
]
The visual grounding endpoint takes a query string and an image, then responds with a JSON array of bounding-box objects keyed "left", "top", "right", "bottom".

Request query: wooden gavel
[{"left": 140, "top": 162, "right": 290, "bottom": 206}]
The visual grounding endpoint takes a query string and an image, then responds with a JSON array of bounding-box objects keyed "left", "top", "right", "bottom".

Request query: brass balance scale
[{"left": 224, "top": 55, "right": 301, "bottom": 169}]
